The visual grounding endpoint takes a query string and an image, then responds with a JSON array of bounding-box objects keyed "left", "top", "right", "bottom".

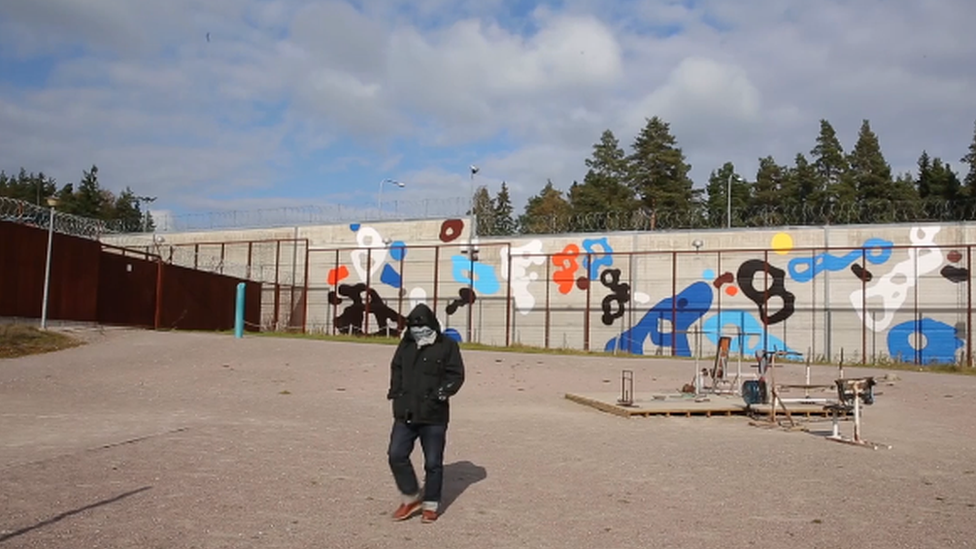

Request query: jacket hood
[{"left": 405, "top": 303, "right": 441, "bottom": 335}]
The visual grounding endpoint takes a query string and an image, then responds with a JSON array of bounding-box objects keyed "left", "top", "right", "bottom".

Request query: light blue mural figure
[
  {"left": 788, "top": 237, "right": 894, "bottom": 282},
  {"left": 582, "top": 237, "right": 613, "bottom": 280},
  {"left": 605, "top": 281, "right": 713, "bottom": 356},
  {"left": 450, "top": 255, "right": 501, "bottom": 295},
  {"left": 443, "top": 328, "right": 462, "bottom": 343},
  {"left": 887, "top": 318, "right": 963, "bottom": 365},
  {"left": 701, "top": 311, "right": 798, "bottom": 357}
]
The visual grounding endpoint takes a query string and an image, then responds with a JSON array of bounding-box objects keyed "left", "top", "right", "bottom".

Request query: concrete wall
[{"left": 102, "top": 217, "right": 976, "bottom": 365}]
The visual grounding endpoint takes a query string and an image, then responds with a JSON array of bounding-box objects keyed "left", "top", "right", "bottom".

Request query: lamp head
[{"left": 46, "top": 197, "right": 60, "bottom": 208}]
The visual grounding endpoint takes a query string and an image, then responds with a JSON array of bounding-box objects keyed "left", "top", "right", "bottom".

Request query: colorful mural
[{"left": 307, "top": 220, "right": 971, "bottom": 365}]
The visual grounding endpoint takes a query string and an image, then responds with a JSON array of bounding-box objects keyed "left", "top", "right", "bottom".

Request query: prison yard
[{"left": 0, "top": 328, "right": 974, "bottom": 549}]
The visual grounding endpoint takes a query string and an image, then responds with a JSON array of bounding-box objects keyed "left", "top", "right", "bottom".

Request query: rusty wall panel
[
  {"left": 0, "top": 220, "right": 99, "bottom": 321},
  {"left": 157, "top": 262, "right": 261, "bottom": 332},
  {"left": 97, "top": 252, "right": 157, "bottom": 328}
]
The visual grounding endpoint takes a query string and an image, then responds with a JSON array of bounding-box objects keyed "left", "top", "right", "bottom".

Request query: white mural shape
[
  {"left": 350, "top": 226, "right": 387, "bottom": 283},
  {"left": 500, "top": 239, "right": 545, "bottom": 315},
  {"left": 633, "top": 291, "right": 651, "bottom": 305},
  {"left": 850, "top": 225, "right": 944, "bottom": 331},
  {"left": 408, "top": 287, "right": 427, "bottom": 310}
]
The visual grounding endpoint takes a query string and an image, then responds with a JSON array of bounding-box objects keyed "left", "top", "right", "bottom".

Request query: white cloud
[{"left": 1, "top": 0, "right": 975, "bottom": 219}]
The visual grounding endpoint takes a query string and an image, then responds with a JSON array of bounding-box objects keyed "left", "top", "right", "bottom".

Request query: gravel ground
[{"left": 1, "top": 329, "right": 975, "bottom": 549}]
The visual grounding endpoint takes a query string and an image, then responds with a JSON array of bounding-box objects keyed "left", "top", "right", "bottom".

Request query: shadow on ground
[{"left": 440, "top": 460, "right": 487, "bottom": 514}]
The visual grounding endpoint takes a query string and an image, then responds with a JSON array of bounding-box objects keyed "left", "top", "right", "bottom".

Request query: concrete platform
[{"left": 564, "top": 392, "right": 845, "bottom": 418}]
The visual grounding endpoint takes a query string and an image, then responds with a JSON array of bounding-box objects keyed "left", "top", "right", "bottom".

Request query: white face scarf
[{"left": 409, "top": 326, "right": 437, "bottom": 348}]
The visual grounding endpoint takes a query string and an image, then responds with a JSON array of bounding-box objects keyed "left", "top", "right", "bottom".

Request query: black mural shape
[
  {"left": 941, "top": 265, "right": 969, "bottom": 284},
  {"left": 851, "top": 263, "right": 873, "bottom": 282},
  {"left": 446, "top": 288, "right": 477, "bottom": 316},
  {"left": 330, "top": 283, "right": 404, "bottom": 336},
  {"left": 599, "top": 268, "right": 631, "bottom": 326},
  {"left": 735, "top": 259, "right": 796, "bottom": 325}
]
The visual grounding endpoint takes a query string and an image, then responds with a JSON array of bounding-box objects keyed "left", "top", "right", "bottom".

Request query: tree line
[
  {"left": 473, "top": 118, "right": 976, "bottom": 235},
  {"left": 0, "top": 164, "right": 155, "bottom": 232}
]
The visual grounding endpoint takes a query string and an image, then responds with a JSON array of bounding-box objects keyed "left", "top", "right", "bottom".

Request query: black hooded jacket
[{"left": 387, "top": 303, "right": 465, "bottom": 425}]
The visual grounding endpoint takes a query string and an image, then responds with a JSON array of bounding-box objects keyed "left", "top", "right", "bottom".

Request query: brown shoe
[
  {"left": 421, "top": 509, "right": 438, "bottom": 523},
  {"left": 392, "top": 500, "right": 422, "bottom": 521}
]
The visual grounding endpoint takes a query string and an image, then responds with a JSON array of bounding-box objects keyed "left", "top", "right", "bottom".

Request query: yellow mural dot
[{"left": 771, "top": 232, "right": 793, "bottom": 255}]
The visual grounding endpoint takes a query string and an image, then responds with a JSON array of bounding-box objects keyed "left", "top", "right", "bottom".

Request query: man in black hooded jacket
[{"left": 387, "top": 303, "right": 465, "bottom": 523}]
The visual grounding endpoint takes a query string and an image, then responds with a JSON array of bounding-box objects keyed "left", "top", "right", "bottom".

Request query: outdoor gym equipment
[{"left": 824, "top": 377, "right": 891, "bottom": 450}]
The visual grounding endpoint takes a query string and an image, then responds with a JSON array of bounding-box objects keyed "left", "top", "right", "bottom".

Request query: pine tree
[
  {"left": 626, "top": 116, "right": 700, "bottom": 227},
  {"left": 748, "top": 156, "right": 786, "bottom": 225},
  {"left": 470, "top": 186, "right": 495, "bottom": 236},
  {"left": 519, "top": 179, "right": 571, "bottom": 234},
  {"left": 848, "top": 119, "right": 893, "bottom": 203},
  {"left": 961, "top": 120, "right": 976, "bottom": 201},
  {"left": 704, "top": 162, "right": 748, "bottom": 227},
  {"left": 810, "top": 119, "right": 856, "bottom": 219},
  {"left": 569, "top": 129, "right": 637, "bottom": 229},
  {"left": 917, "top": 151, "right": 934, "bottom": 199},
  {"left": 492, "top": 182, "right": 516, "bottom": 235},
  {"left": 785, "top": 153, "right": 824, "bottom": 223}
]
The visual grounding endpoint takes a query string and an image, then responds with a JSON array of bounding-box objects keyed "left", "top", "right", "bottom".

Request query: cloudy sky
[{"left": 1, "top": 0, "right": 975, "bottom": 228}]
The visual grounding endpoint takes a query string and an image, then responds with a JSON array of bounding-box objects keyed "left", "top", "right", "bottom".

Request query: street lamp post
[
  {"left": 466, "top": 165, "right": 479, "bottom": 342},
  {"left": 40, "top": 196, "right": 60, "bottom": 330},
  {"left": 377, "top": 178, "right": 406, "bottom": 215}
]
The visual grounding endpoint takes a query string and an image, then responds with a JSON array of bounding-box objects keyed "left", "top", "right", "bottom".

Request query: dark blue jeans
[{"left": 387, "top": 420, "right": 448, "bottom": 503}]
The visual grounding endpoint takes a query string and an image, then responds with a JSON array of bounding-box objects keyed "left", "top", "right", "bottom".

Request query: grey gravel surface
[{"left": 1, "top": 329, "right": 975, "bottom": 548}]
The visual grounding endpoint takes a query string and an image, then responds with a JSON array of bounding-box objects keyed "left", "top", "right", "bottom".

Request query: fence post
[
  {"left": 762, "top": 250, "right": 769, "bottom": 353},
  {"left": 861, "top": 247, "right": 867, "bottom": 365},
  {"left": 505, "top": 243, "right": 513, "bottom": 347},
  {"left": 670, "top": 252, "right": 677, "bottom": 356},
  {"left": 968, "top": 245, "right": 973, "bottom": 368},
  {"left": 154, "top": 259, "right": 164, "bottom": 330},
  {"left": 302, "top": 241, "right": 310, "bottom": 334},
  {"left": 332, "top": 249, "right": 340, "bottom": 336},
  {"left": 545, "top": 253, "right": 551, "bottom": 349},
  {"left": 365, "top": 247, "right": 372, "bottom": 336},
  {"left": 584, "top": 253, "right": 592, "bottom": 351},
  {"left": 235, "top": 282, "right": 245, "bottom": 338}
]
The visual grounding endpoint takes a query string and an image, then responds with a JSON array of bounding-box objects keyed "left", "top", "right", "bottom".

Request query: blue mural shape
[
  {"left": 703, "top": 269, "right": 716, "bottom": 281},
  {"left": 380, "top": 264, "right": 402, "bottom": 288},
  {"left": 582, "top": 237, "right": 614, "bottom": 280},
  {"left": 604, "top": 281, "right": 713, "bottom": 356},
  {"left": 450, "top": 255, "right": 501, "bottom": 295},
  {"left": 349, "top": 223, "right": 361, "bottom": 232},
  {"left": 443, "top": 328, "right": 462, "bottom": 343},
  {"left": 701, "top": 311, "right": 798, "bottom": 357},
  {"left": 887, "top": 318, "right": 963, "bottom": 365},
  {"left": 788, "top": 238, "right": 893, "bottom": 282},
  {"left": 389, "top": 241, "right": 407, "bottom": 262}
]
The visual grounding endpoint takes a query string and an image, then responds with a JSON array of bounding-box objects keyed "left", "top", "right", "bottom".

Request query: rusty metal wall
[
  {"left": 97, "top": 252, "right": 158, "bottom": 328},
  {"left": 156, "top": 262, "right": 261, "bottom": 332},
  {"left": 0, "top": 220, "right": 100, "bottom": 321}
]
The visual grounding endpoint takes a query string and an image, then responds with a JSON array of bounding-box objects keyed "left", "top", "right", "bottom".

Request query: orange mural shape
[
  {"left": 552, "top": 243, "right": 580, "bottom": 294},
  {"left": 328, "top": 265, "right": 350, "bottom": 286}
]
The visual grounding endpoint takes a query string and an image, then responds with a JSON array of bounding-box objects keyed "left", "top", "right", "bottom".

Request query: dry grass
[{"left": 0, "top": 324, "right": 84, "bottom": 359}]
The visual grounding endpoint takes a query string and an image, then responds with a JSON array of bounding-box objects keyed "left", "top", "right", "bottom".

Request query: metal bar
[
  {"left": 670, "top": 251, "right": 677, "bottom": 356},
  {"left": 545, "top": 253, "right": 551, "bottom": 349},
  {"left": 968, "top": 245, "right": 973, "bottom": 368},
  {"left": 274, "top": 241, "right": 281, "bottom": 330},
  {"left": 365, "top": 247, "right": 372, "bottom": 336},
  {"left": 914, "top": 244, "right": 920, "bottom": 365},
  {"left": 247, "top": 242, "right": 253, "bottom": 279},
  {"left": 505, "top": 243, "right": 513, "bottom": 347},
  {"left": 302, "top": 241, "right": 309, "bottom": 334},
  {"left": 432, "top": 246, "right": 440, "bottom": 322},
  {"left": 193, "top": 243, "right": 199, "bottom": 269},
  {"left": 332, "top": 249, "right": 340, "bottom": 336},
  {"left": 763, "top": 249, "right": 769, "bottom": 353},
  {"left": 220, "top": 242, "right": 225, "bottom": 274},
  {"left": 861, "top": 247, "right": 867, "bottom": 365},
  {"left": 397, "top": 247, "right": 405, "bottom": 333},
  {"left": 584, "top": 253, "right": 592, "bottom": 351}
]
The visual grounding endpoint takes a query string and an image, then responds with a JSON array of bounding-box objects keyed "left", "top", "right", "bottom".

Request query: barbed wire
[
  {"left": 156, "top": 197, "right": 471, "bottom": 232},
  {"left": 476, "top": 198, "right": 976, "bottom": 236},
  {"left": 0, "top": 196, "right": 127, "bottom": 238}
]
